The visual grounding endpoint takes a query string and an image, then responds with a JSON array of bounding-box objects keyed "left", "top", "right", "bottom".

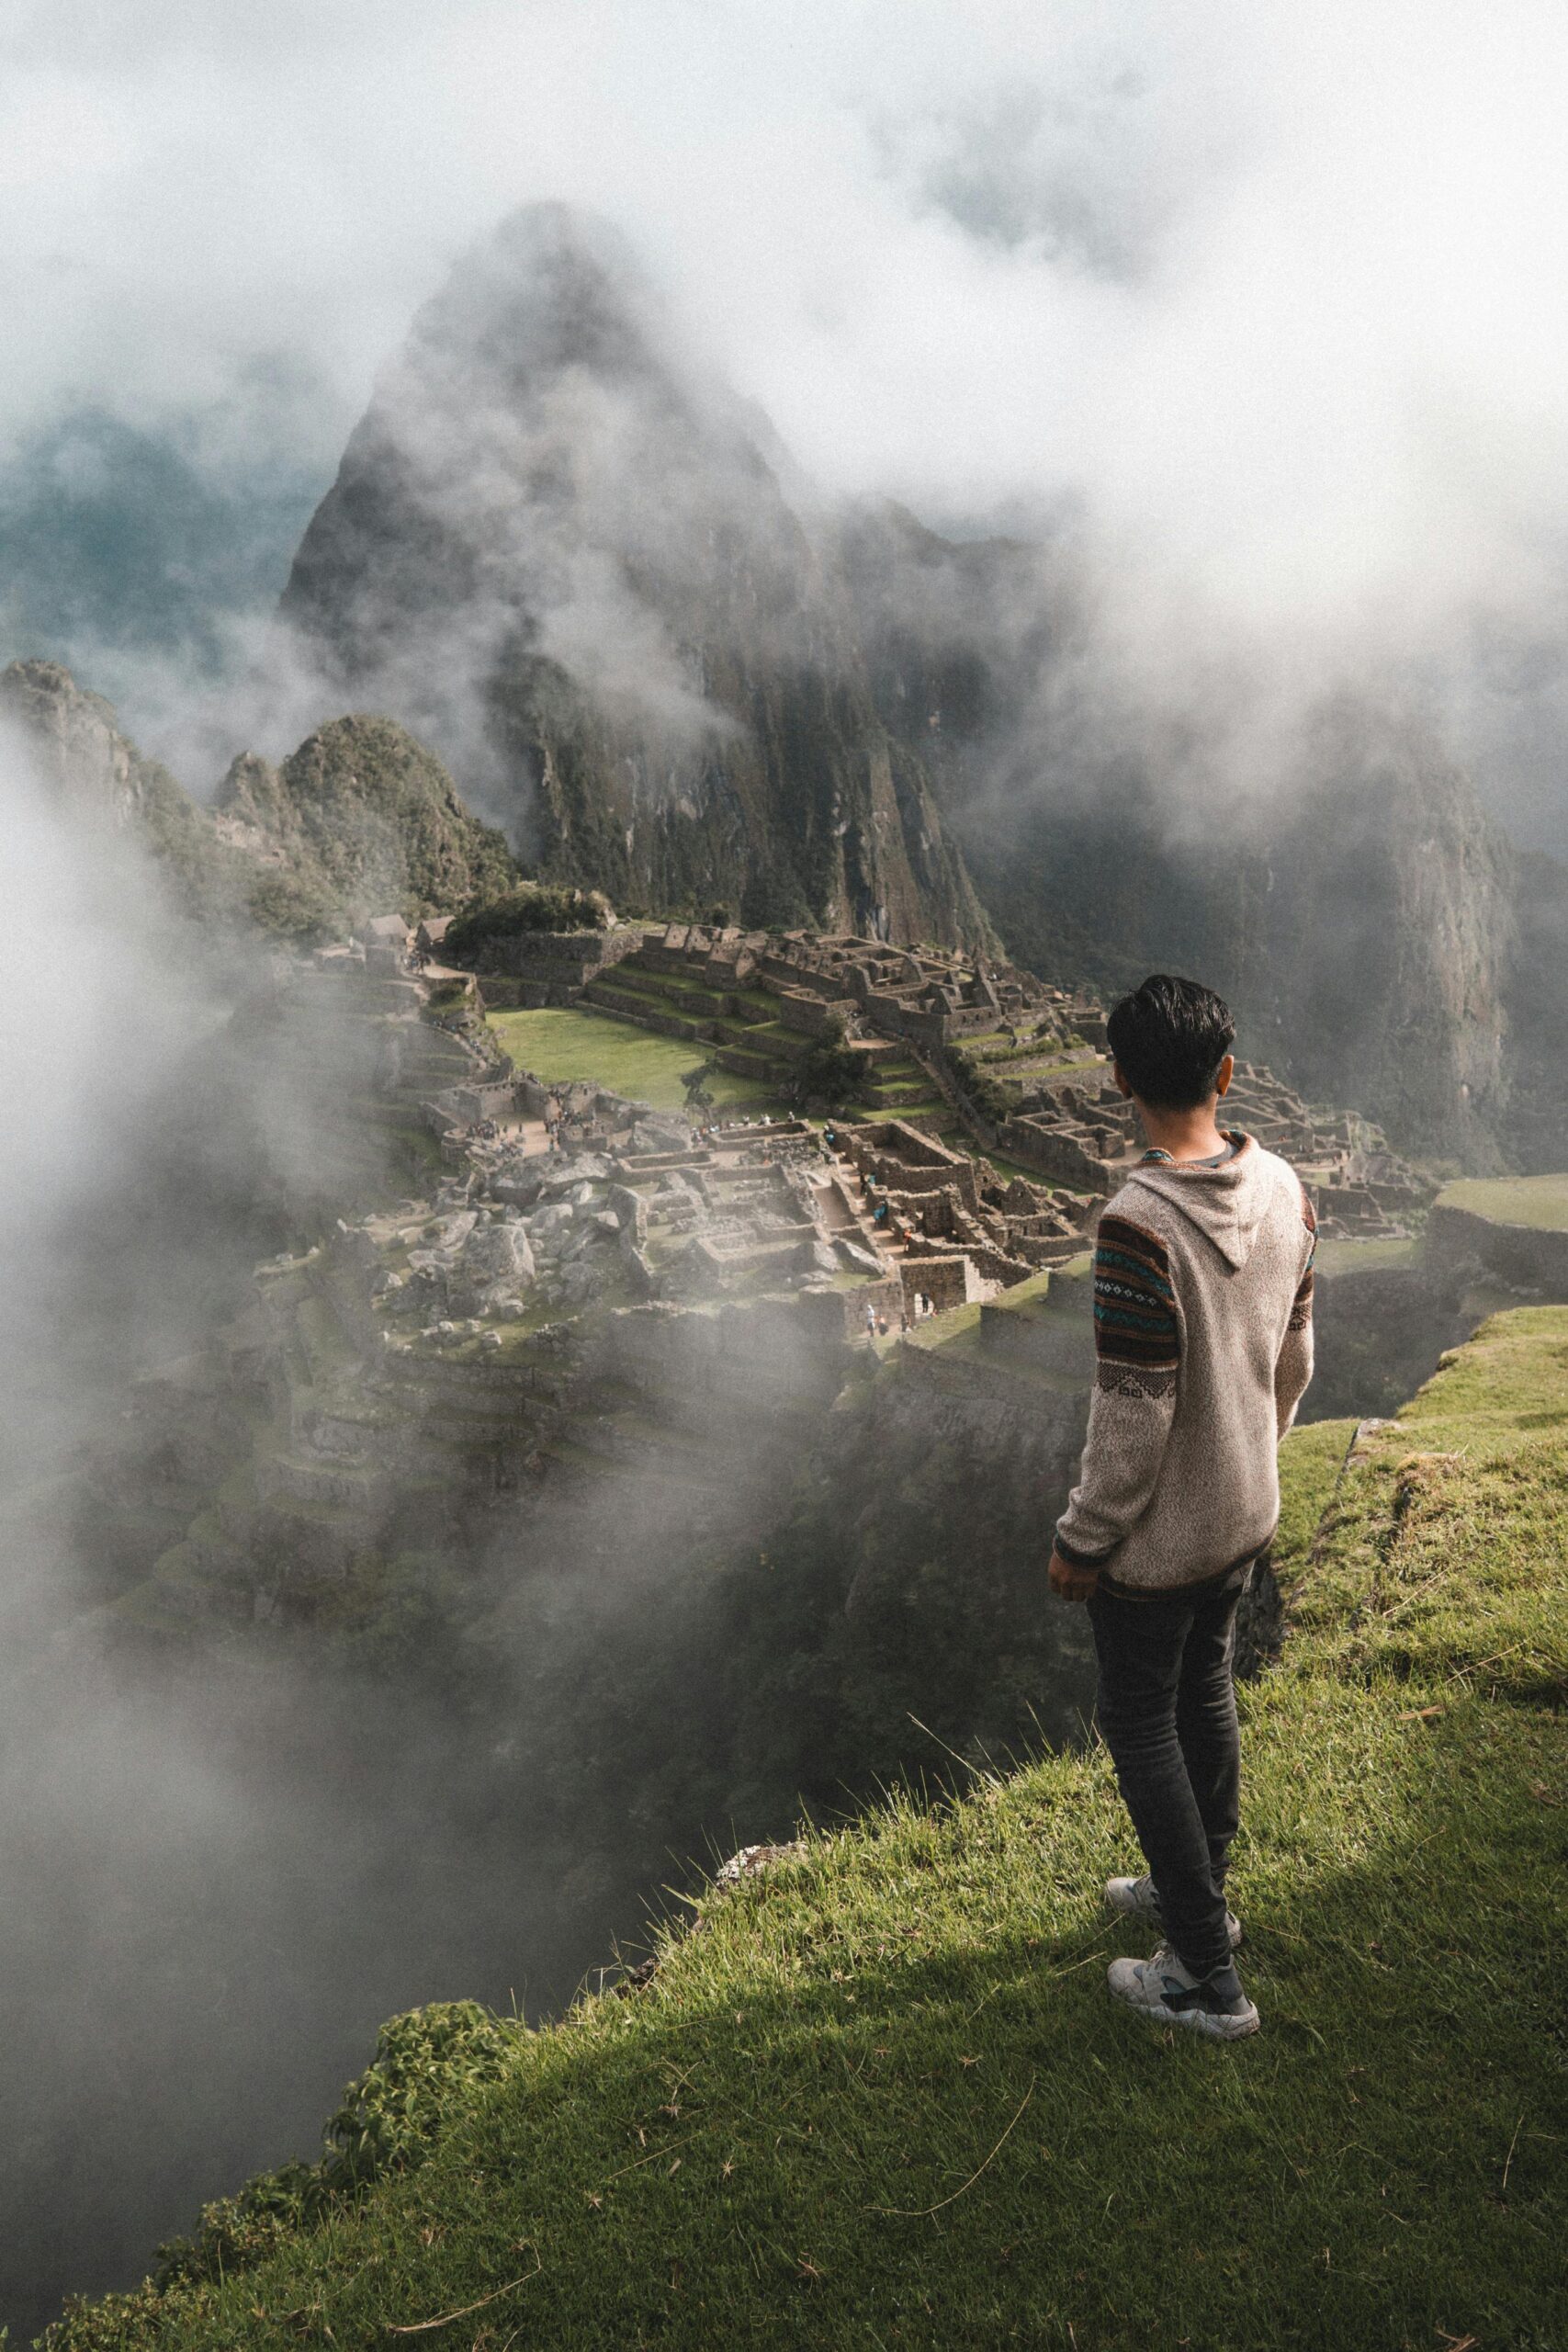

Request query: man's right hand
[{"left": 1048, "top": 1546, "right": 1100, "bottom": 1603}]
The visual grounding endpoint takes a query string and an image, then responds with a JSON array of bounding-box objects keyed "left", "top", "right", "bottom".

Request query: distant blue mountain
[{"left": 0, "top": 404, "right": 326, "bottom": 686}]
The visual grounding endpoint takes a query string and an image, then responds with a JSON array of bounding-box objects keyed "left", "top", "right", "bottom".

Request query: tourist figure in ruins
[
  {"left": 863, "top": 1302, "right": 878, "bottom": 1341},
  {"left": 1047, "top": 974, "right": 1315, "bottom": 2041}
]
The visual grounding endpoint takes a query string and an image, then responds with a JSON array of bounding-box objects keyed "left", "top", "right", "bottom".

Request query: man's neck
[{"left": 1135, "top": 1099, "right": 1228, "bottom": 1163}]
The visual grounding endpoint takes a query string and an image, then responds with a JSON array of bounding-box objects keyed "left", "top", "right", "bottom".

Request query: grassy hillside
[
  {"left": 47, "top": 1313, "right": 1568, "bottom": 2350},
  {"left": 1436, "top": 1173, "right": 1568, "bottom": 1229}
]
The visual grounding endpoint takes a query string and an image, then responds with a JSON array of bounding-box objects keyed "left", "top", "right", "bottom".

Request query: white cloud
[{"left": 5, "top": 2, "right": 1568, "bottom": 832}]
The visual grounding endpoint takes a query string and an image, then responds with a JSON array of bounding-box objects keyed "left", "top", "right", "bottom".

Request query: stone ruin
[
  {"left": 359, "top": 1092, "right": 865, "bottom": 1356},
  {"left": 996, "top": 1060, "right": 1434, "bottom": 1241},
  {"left": 291, "top": 907, "right": 1432, "bottom": 1322},
  {"left": 829, "top": 1118, "right": 1088, "bottom": 1297},
  {"left": 596, "top": 921, "right": 1101, "bottom": 1057}
]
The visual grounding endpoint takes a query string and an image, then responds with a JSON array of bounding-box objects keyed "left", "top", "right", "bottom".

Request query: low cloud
[{"left": 4, "top": 5, "right": 1568, "bottom": 842}]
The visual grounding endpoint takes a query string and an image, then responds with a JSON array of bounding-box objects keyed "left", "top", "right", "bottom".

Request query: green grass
[
  {"left": 899, "top": 1299, "right": 986, "bottom": 1351},
  {"left": 1314, "top": 1237, "right": 1420, "bottom": 1277},
  {"left": 1438, "top": 1173, "right": 1568, "bottom": 1230},
  {"left": 863, "top": 1097, "right": 946, "bottom": 1120},
  {"left": 50, "top": 1313, "right": 1568, "bottom": 2351},
  {"left": 485, "top": 1008, "right": 779, "bottom": 1112}
]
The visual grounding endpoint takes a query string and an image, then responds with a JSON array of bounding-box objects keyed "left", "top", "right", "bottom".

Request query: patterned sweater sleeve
[
  {"left": 1274, "top": 1191, "right": 1316, "bottom": 1440},
  {"left": 1054, "top": 1212, "right": 1181, "bottom": 1567}
]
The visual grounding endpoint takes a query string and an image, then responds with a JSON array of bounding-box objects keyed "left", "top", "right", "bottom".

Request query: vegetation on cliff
[
  {"left": 0, "top": 661, "right": 524, "bottom": 942},
  {"left": 215, "top": 715, "right": 522, "bottom": 934},
  {"left": 0, "top": 660, "right": 247, "bottom": 919},
  {"left": 47, "top": 1309, "right": 1568, "bottom": 2349},
  {"left": 1436, "top": 1173, "right": 1568, "bottom": 1229},
  {"left": 443, "top": 883, "right": 614, "bottom": 956},
  {"left": 276, "top": 205, "right": 992, "bottom": 950}
]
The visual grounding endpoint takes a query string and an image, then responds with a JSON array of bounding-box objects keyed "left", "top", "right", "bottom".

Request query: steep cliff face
[
  {"left": 948, "top": 741, "right": 1520, "bottom": 1158},
  {"left": 836, "top": 514, "right": 1530, "bottom": 1153},
  {"left": 1245, "top": 706, "right": 1515, "bottom": 1151},
  {"left": 277, "top": 206, "right": 989, "bottom": 945},
  {"left": 0, "top": 657, "right": 242, "bottom": 914},
  {"left": 948, "top": 709, "right": 1519, "bottom": 1157},
  {"left": 1508, "top": 849, "right": 1568, "bottom": 1170}
]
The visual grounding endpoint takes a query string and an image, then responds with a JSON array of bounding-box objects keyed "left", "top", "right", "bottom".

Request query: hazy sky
[{"left": 6, "top": 0, "right": 1568, "bottom": 835}]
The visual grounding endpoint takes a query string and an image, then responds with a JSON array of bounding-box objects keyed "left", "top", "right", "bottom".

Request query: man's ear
[
  {"left": 1215, "top": 1053, "right": 1235, "bottom": 1100},
  {"left": 1111, "top": 1060, "right": 1134, "bottom": 1101}
]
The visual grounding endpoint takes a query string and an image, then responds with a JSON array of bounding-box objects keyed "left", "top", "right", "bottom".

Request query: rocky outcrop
[
  {"left": 0, "top": 658, "right": 238, "bottom": 913},
  {"left": 2, "top": 659, "right": 520, "bottom": 942},
  {"left": 276, "top": 205, "right": 990, "bottom": 947},
  {"left": 213, "top": 714, "right": 520, "bottom": 933},
  {"left": 1, "top": 658, "right": 169, "bottom": 830}
]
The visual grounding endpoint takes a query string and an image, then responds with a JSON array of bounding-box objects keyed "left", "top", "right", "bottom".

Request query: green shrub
[
  {"left": 948, "top": 1043, "right": 1014, "bottom": 1121},
  {"left": 243, "top": 862, "right": 345, "bottom": 943},
  {"left": 446, "top": 887, "right": 614, "bottom": 958},
  {"left": 788, "top": 1019, "right": 865, "bottom": 1111},
  {"left": 150, "top": 2003, "right": 521, "bottom": 2291}
]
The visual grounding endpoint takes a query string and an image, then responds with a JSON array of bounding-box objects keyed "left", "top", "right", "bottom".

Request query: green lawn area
[
  {"left": 1438, "top": 1172, "right": 1568, "bottom": 1230},
  {"left": 980, "top": 1262, "right": 1093, "bottom": 1316},
  {"left": 50, "top": 1313, "right": 1568, "bottom": 2351},
  {"left": 1314, "top": 1236, "right": 1420, "bottom": 1277},
  {"left": 486, "top": 1007, "right": 780, "bottom": 1113}
]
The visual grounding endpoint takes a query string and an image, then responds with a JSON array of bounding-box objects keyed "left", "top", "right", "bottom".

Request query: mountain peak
[
  {"left": 276, "top": 210, "right": 989, "bottom": 946},
  {"left": 406, "top": 201, "right": 672, "bottom": 395}
]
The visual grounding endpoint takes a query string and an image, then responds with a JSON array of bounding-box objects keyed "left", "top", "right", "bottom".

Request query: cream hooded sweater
[{"left": 1054, "top": 1133, "right": 1315, "bottom": 1593}]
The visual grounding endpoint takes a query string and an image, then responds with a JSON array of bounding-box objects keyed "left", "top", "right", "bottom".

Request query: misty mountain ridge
[
  {"left": 6, "top": 203, "right": 1565, "bottom": 1159},
  {"left": 277, "top": 203, "right": 990, "bottom": 945},
  {"left": 212, "top": 714, "right": 520, "bottom": 937},
  {"left": 0, "top": 660, "right": 521, "bottom": 937},
  {"left": 266, "top": 200, "right": 1568, "bottom": 1158}
]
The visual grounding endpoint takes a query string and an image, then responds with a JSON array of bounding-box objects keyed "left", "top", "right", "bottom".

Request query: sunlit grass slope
[
  {"left": 50, "top": 1313, "right": 1568, "bottom": 2351},
  {"left": 1436, "top": 1172, "right": 1568, "bottom": 1229},
  {"left": 485, "top": 1005, "right": 778, "bottom": 1111}
]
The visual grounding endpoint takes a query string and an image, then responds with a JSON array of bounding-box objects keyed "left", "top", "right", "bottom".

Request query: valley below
[{"left": 9, "top": 891, "right": 1568, "bottom": 2341}]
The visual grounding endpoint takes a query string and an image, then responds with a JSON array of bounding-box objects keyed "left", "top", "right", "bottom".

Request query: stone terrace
[
  {"left": 829, "top": 1116, "right": 1089, "bottom": 1299},
  {"left": 568, "top": 922, "right": 1108, "bottom": 1135},
  {"left": 994, "top": 1059, "right": 1434, "bottom": 1241}
]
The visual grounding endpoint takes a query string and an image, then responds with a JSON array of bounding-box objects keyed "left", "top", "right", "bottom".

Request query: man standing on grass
[{"left": 1048, "top": 974, "right": 1316, "bottom": 2041}]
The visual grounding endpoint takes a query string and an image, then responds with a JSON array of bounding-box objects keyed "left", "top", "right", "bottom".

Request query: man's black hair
[{"left": 1106, "top": 973, "right": 1236, "bottom": 1111}]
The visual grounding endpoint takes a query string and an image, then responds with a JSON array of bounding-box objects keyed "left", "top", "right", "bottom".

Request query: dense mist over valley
[
  {"left": 6, "top": 6, "right": 1568, "bottom": 2339},
  {"left": 0, "top": 741, "right": 634, "bottom": 2333}
]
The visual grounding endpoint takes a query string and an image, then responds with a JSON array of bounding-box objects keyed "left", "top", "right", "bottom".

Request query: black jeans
[{"left": 1087, "top": 1564, "right": 1249, "bottom": 1980}]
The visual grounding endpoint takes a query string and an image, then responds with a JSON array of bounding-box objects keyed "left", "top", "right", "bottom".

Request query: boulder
[{"left": 448, "top": 1218, "right": 536, "bottom": 1315}]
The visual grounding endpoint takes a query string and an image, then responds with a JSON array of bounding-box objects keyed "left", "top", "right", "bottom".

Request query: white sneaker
[
  {"left": 1107, "top": 1945, "right": 1260, "bottom": 2041},
  {"left": 1105, "top": 1872, "right": 1242, "bottom": 1950}
]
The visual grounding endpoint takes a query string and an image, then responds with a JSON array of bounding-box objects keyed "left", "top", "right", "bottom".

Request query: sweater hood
[{"left": 1122, "top": 1133, "right": 1280, "bottom": 1272}]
